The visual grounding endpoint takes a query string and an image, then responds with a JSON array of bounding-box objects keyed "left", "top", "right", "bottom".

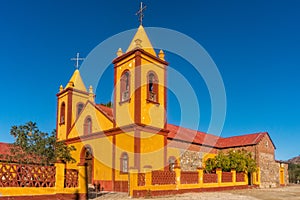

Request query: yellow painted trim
[{"left": 0, "top": 187, "right": 79, "bottom": 196}]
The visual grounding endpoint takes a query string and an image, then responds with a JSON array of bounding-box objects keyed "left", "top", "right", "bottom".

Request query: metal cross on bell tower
[
  {"left": 136, "top": 2, "right": 147, "bottom": 25},
  {"left": 71, "top": 52, "right": 84, "bottom": 69}
]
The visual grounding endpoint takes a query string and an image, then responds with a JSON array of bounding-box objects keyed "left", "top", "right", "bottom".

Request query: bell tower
[
  {"left": 56, "top": 69, "right": 95, "bottom": 140},
  {"left": 113, "top": 25, "right": 168, "bottom": 129}
]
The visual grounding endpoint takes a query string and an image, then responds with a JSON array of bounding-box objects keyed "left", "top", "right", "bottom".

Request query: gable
[
  {"left": 68, "top": 101, "right": 113, "bottom": 139},
  {"left": 257, "top": 133, "right": 276, "bottom": 154},
  {"left": 216, "top": 132, "right": 271, "bottom": 149}
]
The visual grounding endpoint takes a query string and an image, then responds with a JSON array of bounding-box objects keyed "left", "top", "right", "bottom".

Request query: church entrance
[{"left": 81, "top": 146, "right": 93, "bottom": 184}]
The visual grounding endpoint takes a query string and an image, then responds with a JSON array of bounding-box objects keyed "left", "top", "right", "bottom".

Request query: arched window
[
  {"left": 120, "top": 152, "right": 129, "bottom": 173},
  {"left": 147, "top": 72, "right": 158, "bottom": 102},
  {"left": 77, "top": 103, "right": 84, "bottom": 118},
  {"left": 84, "top": 117, "right": 92, "bottom": 135},
  {"left": 60, "top": 102, "right": 65, "bottom": 124},
  {"left": 120, "top": 71, "right": 130, "bottom": 102}
]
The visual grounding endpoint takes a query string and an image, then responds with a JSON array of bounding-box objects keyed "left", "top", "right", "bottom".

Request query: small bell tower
[{"left": 56, "top": 53, "right": 95, "bottom": 140}]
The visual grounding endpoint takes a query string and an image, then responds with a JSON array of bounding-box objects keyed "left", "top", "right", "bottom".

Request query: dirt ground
[{"left": 94, "top": 184, "right": 300, "bottom": 200}]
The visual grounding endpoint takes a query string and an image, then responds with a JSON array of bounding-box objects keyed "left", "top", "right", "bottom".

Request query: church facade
[{"left": 56, "top": 25, "right": 288, "bottom": 192}]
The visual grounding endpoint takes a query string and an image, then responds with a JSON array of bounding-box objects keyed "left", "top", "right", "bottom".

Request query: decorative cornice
[{"left": 113, "top": 48, "right": 168, "bottom": 66}]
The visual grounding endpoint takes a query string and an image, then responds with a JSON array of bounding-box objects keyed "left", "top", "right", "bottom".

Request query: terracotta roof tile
[
  {"left": 0, "top": 142, "right": 11, "bottom": 156},
  {"left": 96, "top": 104, "right": 114, "bottom": 118},
  {"left": 167, "top": 124, "right": 220, "bottom": 147},
  {"left": 167, "top": 124, "right": 270, "bottom": 149},
  {"left": 0, "top": 142, "right": 47, "bottom": 163},
  {"left": 216, "top": 132, "right": 268, "bottom": 148}
]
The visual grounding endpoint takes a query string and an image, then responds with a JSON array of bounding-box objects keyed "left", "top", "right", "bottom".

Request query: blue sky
[{"left": 0, "top": 0, "right": 299, "bottom": 160}]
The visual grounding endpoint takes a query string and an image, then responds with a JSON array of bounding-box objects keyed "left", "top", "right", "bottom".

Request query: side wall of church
[
  {"left": 167, "top": 139, "right": 218, "bottom": 171},
  {"left": 221, "top": 135, "right": 289, "bottom": 188},
  {"left": 167, "top": 135, "right": 288, "bottom": 187},
  {"left": 255, "top": 135, "right": 289, "bottom": 187}
]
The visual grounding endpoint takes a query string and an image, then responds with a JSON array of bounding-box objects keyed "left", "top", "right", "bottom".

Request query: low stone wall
[{"left": 129, "top": 168, "right": 258, "bottom": 198}]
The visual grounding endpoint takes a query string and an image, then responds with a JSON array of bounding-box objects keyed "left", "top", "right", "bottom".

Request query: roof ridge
[
  {"left": 167, "top": 123, "right": 222, "bottom": 138},
  {"left": 221, "top": 132, "right": 266, "bottom": 139},
  {"left": 0, "top": 142, "right": 10, "bottom": 145}
]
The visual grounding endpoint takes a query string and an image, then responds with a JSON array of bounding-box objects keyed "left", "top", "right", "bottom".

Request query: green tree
[
  {"left": 7, "top": 121, "right": 76, "bottom": 165},
  {"left": 102, "top": 101, "right": 113, "bottom": 108},
  {"left": 289, "top": 163, "right": 300, "bottom": 183},
  {"left": 205, "top": 149, "right": 257, "bottom": 173},
  {"left": 205, "top": 158, "right": 216, "bottom": 173}
]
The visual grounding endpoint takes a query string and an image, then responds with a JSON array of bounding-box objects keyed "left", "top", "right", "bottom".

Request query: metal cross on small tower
[
  {"left": 71, "top": 52, "right": 84, "bottom": 69},
  {"left": 136, "top": 2, "right": 147, "bottom": 25}
]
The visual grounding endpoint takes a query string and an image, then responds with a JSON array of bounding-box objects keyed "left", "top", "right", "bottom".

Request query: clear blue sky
[{"left": 0, "top": 0, "right": 299, "bottom": 160}]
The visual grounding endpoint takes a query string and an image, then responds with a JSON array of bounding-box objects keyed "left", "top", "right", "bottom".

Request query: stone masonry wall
[
  {"left": 256, "top": 134, "right": 282, "bottom": 188},
  {"left": 221, "top": 146, "right": 257, "bottom": 161},
  {"left": 180, "top": 150, "right": 202, "bottom": 171},
  {"left": 259, "top": 152, "right": 280, "bottom": 188}
]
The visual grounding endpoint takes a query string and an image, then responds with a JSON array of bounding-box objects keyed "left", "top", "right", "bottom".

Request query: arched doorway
[{"left": 80, "top": 146, "right": 93, "bottom": 184}]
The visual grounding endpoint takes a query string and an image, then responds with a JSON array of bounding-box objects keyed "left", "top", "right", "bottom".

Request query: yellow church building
[{"left": 56, "top": 24, "right": 288, "bottom": 193}]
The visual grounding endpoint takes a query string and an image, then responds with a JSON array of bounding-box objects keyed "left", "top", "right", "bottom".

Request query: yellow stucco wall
[
  {"left": 71, "top": 92, "right": 89, "bottom": 124},
  {"left": 68, "top": 102, "right": 113, "bottom": 138},
  {"left": 67, "top": 136, "right": 113, "bottom": 181},
  {"left": 115, "top": 131, "right": 134, "bottom": 181},
  {"left": 140, "top": 131, "right": 165, "bottom": 170}
]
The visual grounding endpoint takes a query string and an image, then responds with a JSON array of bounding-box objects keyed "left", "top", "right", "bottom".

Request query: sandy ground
[{"left": 93, "top": 185, "right": 300, "bottom": 200}]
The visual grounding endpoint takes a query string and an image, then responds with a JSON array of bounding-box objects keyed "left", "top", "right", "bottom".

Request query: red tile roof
[
  {"left": 0, "top": 142, "right": 46, "bottom": 163},
  {"left": 167, "top": 124, "right": 271, "bottom": 149},
  {"left": 0, "top": 142, "right": 11, "bottom": 155},
  {"left": 167, "top": 124, "right": 220, "bottom": 147},
  {"left": 93, "top": 105, "right": 271, "bottom": 149},
  {"left": 0, "top": 142, "right": 12, "bottom": 161},
  {"left": 96, "top": 104, "right": 114, "bottom": 119},
  {"left": 216, "top": 132, "right": 269, "bottom": 148}
]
